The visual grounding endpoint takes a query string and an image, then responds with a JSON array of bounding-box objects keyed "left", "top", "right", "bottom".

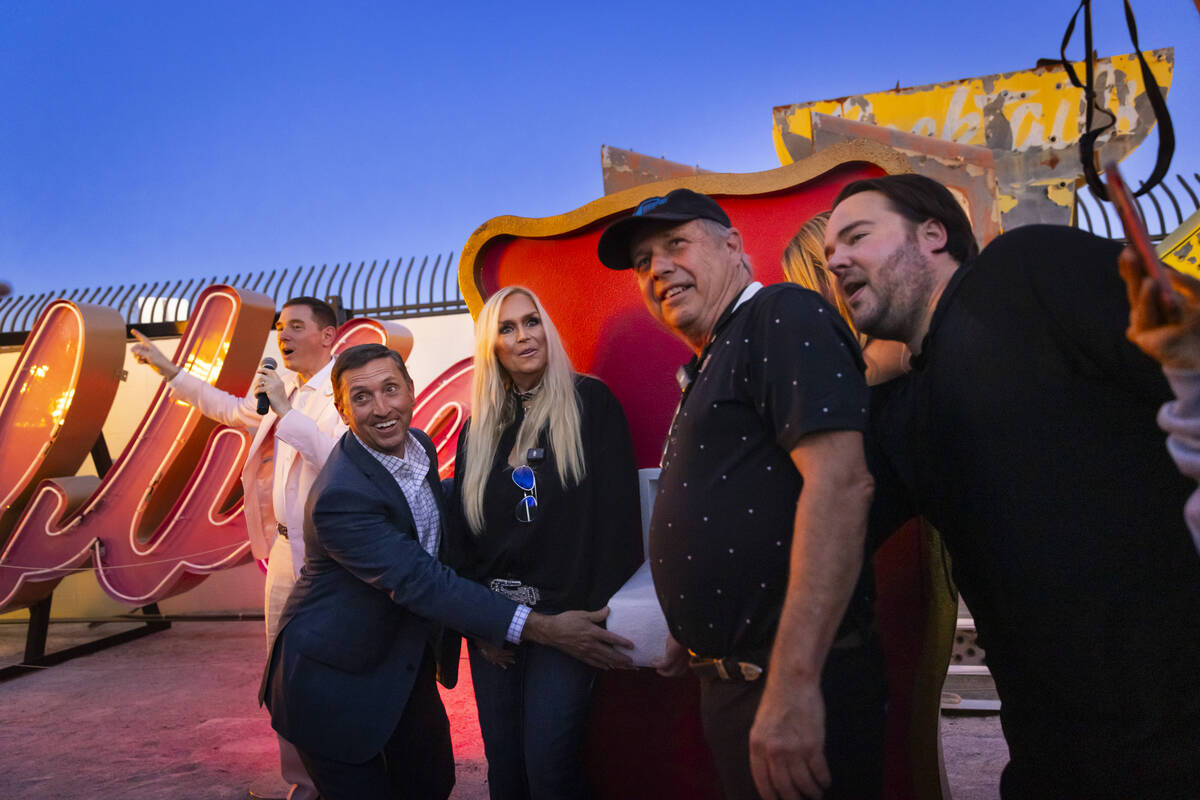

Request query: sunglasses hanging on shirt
[{"left": 513, "top": 465, "right": 538, "bottom": 523}]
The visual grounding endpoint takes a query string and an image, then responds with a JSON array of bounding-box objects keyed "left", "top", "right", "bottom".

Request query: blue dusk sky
[{"left": 2, "top": 1, "right": 1198, "bottom": 299}]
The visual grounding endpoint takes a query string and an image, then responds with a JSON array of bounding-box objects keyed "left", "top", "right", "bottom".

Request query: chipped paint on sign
[
  {"left": 601, "top": 145, "right": 712, "bottom": 195},
  {"left": 772, "top": 50, "right": 1173, "bottom": 165},
  {"left": 1043, "top": 179, "right": 1078, "bottom": 210},
  {"left": 1160, "top": 208, "right": 1200, "bottom": 280},
  {"left": 809, "top": 113, "right": 1003, "bottom": 245}
]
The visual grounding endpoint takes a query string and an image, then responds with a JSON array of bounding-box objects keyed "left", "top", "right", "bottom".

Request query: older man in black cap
[{"left": 599, "top": 190, "right": 885, "bottom": 800}]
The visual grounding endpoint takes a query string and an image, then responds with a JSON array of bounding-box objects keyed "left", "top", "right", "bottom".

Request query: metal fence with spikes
[
  {"left": 0, "top": 252, "right": 465, "bottom": 341},
  {"left": 1073, "top": 172, "right": 1200, "bottom": 242},
  {"left": 3, "top": 170, "right": 1199, "bottom": 341}
]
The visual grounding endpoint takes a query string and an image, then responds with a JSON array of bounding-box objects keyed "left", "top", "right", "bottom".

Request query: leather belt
[
  {"left": 276, "top": 523, "right": 288, "bottom": 540},
  {"left": 689, "top": 628, "right": 868, "bottom": 683},
  {"left": 689, "top": 657, "right": 763, "bottom": 682}
]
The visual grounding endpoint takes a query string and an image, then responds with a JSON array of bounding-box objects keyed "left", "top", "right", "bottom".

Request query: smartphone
[{"left": 1104, "top": 162, "right": 1180, "bottom": 310}]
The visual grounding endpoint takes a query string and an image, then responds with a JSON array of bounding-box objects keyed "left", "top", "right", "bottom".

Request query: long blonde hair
[
  {"left": 783, "top": 211, "right": 912, "bottom": 382},
  {"left": 781, "top": 211, "right": 862, "bottom": 342},
  {"left": 461, "top": 286, "right": 585, "bottom": 535}
]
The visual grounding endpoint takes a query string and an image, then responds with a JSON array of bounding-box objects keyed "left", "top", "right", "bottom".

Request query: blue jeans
[{"left": 467, "top": 639, "right": 596, "bottom": 800}]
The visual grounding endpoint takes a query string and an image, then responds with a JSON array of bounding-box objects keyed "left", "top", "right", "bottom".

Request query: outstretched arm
[
  {"left": 748, "top": 429, "right": 873, "bottom": 800},
  {"left": 130, "top": 329, "right": 181, "bottom": 380},
  {"left": 313, "top": 481, "right": 517, "bottom": 642},
  {"left": 521, "top": 607, "right": 635, "bottom": 670},
  {"left": 313, "top": 470, "right": 637, "bottom": 662},
  {"left": 132, "top": 328, "right": 263, "bottom": 429}
]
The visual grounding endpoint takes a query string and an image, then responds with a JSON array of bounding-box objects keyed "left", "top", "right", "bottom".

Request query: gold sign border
[{"left": 458, "top": 139, "right": 911, "bottom": 317}]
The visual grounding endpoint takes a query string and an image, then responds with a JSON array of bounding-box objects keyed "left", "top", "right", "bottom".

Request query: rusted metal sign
[
  {"left": 773, "top": 50, "right": 1174, "bottom": 228},
  {"left": 809, "top": 113, "right": 1004, "bottom": 246},
  {"left": 774, "top": 49, "right": 1172, "bottom": 160},
  {"left": 601, "top": 145, "right": 712, "bottom": 195}
]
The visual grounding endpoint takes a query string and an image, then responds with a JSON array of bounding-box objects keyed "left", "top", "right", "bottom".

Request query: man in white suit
[{"left": 133, "top": 296, "right": 343, "bottom": 800}]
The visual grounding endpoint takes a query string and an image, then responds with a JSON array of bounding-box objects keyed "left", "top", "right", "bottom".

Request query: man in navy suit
[{"left": 260, "top": 343, "right": 634, "bottom": 799}]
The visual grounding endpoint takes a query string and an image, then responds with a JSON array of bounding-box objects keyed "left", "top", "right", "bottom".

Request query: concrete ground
[{"left": 0, "top": 619, "right": 1007, "bottom": 800}]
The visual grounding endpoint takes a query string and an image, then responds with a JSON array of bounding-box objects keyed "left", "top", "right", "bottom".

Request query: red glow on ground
[{"left": 439, "top": 646, "right": 486, "bottom": 760}]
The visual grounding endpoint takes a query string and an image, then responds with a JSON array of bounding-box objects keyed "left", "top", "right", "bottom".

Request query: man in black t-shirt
[
  {"left": 598, "top": 189, "right": 885, "bottom": 800},
  {"left": 824, "top": 174, "right": 1200, "bottom": 799}
]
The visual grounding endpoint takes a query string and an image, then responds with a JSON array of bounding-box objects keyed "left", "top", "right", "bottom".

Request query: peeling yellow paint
[
  {"left": 770, "top": 125, "right": 790, "bottom": 166},
  {"left": 1043, "top": 180, "right": 1077, "bottom": 209},
  {"left": 1160, "top": 209, "right": 1200, "bottom": 280},
  {"left": 773, "top": 50, "right": 1173, "bottom": 165},
  {"left": 997, "top": 193, "right": 1019, "bottom": 214}
]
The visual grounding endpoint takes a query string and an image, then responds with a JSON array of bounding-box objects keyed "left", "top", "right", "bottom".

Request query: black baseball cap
[{"left": 597, "top": 189, "right": 731, "bottom": 270}]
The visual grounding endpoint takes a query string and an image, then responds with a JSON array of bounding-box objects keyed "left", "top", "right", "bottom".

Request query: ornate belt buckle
[{"left": 488, "top": 578, "right": 541, "bottom": 607}]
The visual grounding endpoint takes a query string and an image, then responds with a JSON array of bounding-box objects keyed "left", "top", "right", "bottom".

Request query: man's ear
[
  {"left": 333, "top": 393, "right": 351, "bottom": 426},
  {"left": 321, "top": 326, "right": 337, "bottom": 347},
  {"left": 917, "top": 218, "right": 949, "bottom": 254},
  {"left": 725, "top": 227, "right": 745, "bottom": 264}
]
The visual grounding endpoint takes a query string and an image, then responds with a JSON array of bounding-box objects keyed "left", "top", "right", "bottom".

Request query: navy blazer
[{"left": 260, "top": 429, "right": 518, "bottom": 763}]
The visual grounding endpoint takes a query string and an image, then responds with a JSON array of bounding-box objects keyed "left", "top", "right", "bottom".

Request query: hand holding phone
[
  {"left": 1119, "top": 246, "right": 1200, "bottom": 370},
  {"left": 1104, "top": 162, "right": 1181, "bottom": 313}
]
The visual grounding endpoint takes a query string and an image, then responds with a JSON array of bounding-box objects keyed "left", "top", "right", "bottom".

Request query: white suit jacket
[{"left": 168, "top": 357, "right": 344, "bottom": 572}]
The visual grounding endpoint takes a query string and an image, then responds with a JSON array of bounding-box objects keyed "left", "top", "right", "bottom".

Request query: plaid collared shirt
[
  {"left": 353, "top": 431, "right": 527, "bottom": 645},
  {"left": 354, "top": 431, "right": 440, "bottom": 557}
]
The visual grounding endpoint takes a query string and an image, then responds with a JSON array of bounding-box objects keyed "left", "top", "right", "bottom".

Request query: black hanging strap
[
  {"left": 1060, "top": 0, "right": 1115, "bottom": 201},
  {"left": 1059, "top": 0, "right": 1174, "bottom": 201},
  {"left": 1119, "top": 0, "right": 1174, "bottom": 195}
]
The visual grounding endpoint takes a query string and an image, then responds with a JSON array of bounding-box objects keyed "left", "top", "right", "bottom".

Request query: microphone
[{"left": 256, "top": 357, "right": 278, "bottom": 415}]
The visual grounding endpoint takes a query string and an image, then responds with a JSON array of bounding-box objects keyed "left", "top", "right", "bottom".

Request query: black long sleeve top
[{"left": 447, "top": 375, "right": 644, "bottom": 613}]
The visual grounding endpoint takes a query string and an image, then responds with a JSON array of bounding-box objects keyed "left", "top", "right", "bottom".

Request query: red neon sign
[
  {"left": 0, "top": 301, "right": 126, "bottom": 606},
  {"left": 411, "top": 357, "right": 473, "bottom": 480},
  {"left": 0, "top": 286, "right": 275, "bottom": 610},
  {"left": 0, "top": 298, "right": 427, "bottom": 612}
]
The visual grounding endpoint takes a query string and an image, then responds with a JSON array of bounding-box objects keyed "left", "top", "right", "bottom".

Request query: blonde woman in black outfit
[{"left": 447, "top": 286, "right": 643, "bottom": 800}]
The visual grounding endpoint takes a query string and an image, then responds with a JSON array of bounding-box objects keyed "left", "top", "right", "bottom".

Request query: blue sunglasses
[{"left": 513, "top": 465, "right": 538, "bottom": 523}]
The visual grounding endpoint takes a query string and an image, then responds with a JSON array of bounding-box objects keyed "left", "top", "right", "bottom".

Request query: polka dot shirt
[{"left": 648, "top": 283, "right": 871, "bottom": 658}]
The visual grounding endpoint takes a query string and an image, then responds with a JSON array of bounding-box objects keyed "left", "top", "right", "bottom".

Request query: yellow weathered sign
[
  {"left": 1160, "top": 208, "right": 1200, "bottom": 280},
  {"left": 773, "top": 49, "right": 1173, "bottom": 164},
  {"left": 774, "top": 50, "right": 1173, "bottom": 230}
]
